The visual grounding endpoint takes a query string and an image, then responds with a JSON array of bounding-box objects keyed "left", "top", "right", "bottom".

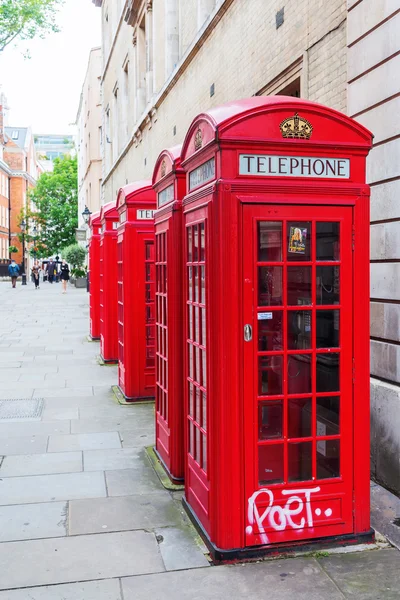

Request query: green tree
[
  {"left": 25, "top": 155, "right": 78, "bottom": 256},
  {"left": 62, "top": 244, "right": 86, "bottom": 269},
  {"left": 0, "top": 0, "right": 64, "bottom": 53}
]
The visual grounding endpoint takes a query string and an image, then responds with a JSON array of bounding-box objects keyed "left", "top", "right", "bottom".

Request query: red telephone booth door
[{"left": 244, "top": 204, "right": 354, "bottom": 547}]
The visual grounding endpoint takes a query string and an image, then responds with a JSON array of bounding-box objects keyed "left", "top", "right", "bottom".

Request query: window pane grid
[
  {"left": 256, "top": 219, "right": 342, "bottom": 486},
  {"left": 187, "top": 222, "right": 207, "bottom": 474}
]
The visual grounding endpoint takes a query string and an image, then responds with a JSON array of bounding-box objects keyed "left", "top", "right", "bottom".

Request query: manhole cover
[{"left": 0, "top": 399, "right": 44, "bottom": 421}]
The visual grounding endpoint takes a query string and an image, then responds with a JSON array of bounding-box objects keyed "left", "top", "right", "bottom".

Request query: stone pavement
[{"left": 0, "top": 279, "right": 399, "bottom": 599}]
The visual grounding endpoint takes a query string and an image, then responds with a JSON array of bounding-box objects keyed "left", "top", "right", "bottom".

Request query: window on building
[
  {"left": 256, "top": 58, "right": 303, "bottom": 98},
  {"left": 11, "top": 130, "right": 19, "bottom": 140},
  {"left": 277, "top": 78, "right": 301, "bottom": 98}
]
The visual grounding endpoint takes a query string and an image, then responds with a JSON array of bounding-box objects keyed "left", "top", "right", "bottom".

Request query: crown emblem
[
  {"left": 160, "top": 160, "right": 166, "bottom": 178},
  {"left": 280, "top": 113, "right": 313, "bottom": 139},
  {"left": 194, "top": 128, "right": 203, "bottom": 151}
]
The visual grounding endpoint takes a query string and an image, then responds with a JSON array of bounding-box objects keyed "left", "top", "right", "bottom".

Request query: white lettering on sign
[
  {"left": 239, "top": 154, "right": 350, "bottom": 179},
  {"left": 158, "top": 184, "right": 174, "bottom": 208},
  {"left": 258, "top": 312, "right": 273, "bottom": 320},
  {"left": 136, "top": 209, "right": 155, "bottom": 220},
  {"left": 189, "top": 158, "right": 215, "bottom": 190},
  {"left": 247, "top": 487, "right": 328, "bottom": 544}
]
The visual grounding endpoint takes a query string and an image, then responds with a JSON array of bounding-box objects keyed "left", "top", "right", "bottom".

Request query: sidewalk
[{"left": 0, "top": 280, "right": 399, "bottom": 599}]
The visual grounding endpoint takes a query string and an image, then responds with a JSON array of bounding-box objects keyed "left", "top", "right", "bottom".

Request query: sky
[{"left": 0, "top": 0, "right": 101, "bottom": 135}]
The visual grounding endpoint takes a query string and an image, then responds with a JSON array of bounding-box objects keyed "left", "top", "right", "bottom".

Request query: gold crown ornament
[
  {"left": 194, "top": 128, "right": 203, "bottom": 150},
  {"left": 280, "top": 113, "right": 313, "bottom": 139}
]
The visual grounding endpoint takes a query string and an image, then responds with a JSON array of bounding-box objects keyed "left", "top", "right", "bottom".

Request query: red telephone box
[
  {"left": 116, "top": 181, "right": 157, "bottom": 401},
  {"left": 180, "top": 97, "right": 373, "bottom": 560},
  {"left": 99, "top": 201, "right": 119, "bottom": 363},
  {"left": 153, "top": 146, "right": 186, "bottom": 483},
  {"left": 89, "top": 211, "right": 101, "bottom": 340}
]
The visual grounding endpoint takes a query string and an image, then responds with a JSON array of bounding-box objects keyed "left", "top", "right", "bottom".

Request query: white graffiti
[{"left": 247, "top": 486, "right": 321, "bottom": 544}]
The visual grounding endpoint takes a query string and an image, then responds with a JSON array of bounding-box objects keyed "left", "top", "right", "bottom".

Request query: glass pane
[
  {"left": 258, "top": 444, "right": 284, "bottom": 485},
  {"left": 258, "top": 221, "right": 282, "bottom": 262},
  {"left": 316, "top": 222, "right": 339, "bottom": 261},
  {"left": 258, "top": 311, "right": 283, "bottom": 351},
  {"left": 187, "top": 227, "right": 192, "bottom": 262},
  {"left": 202, "top": 435, "right": 207, "bottom": 472},
  {"left": 287, "top": 222, "right": 311, "bottom": 261},
  {"left": 258, "top": 266, "right": 282, "bottom": 306},
  {"left": 258, "top": 401, "right": 283, "bottom": 440},
  {"left": 195, "top": 387, "right": 201, "bottom": 424},
  {"left": 200, "top": 223, "right": 205, "bottom": 262},
  {"left": 202, "top": 391, "right": 207, "bottom": 430},
  {"left": 288, "top": 310, "right": 312, "bottom": 349},
  {"left": 202, "top": 350, "right": 207, "bottom": 388},
  {"left": 287, "top": 267, "right": 311, "bottom": 305},
  {"left": 193, "top": 225, "right": 199, "bottom": 262},
  {"left": 316, "top": 353, "right": 340, "bottom": 392},
  {"left": 189, "top": 422, "right": 194, "bottom": 456},
  {"left": 188, "top": 344, "right": 193, "bottom": 379},
  {"left": 316, "top": 266, "right": 340, "bottom": 305},
  {"left": 188, "top": 305, "right": 193, "bottom": 340},
  {"left": 317, "top": 396, "right": 340, "bottom": 435},
  {"left": 200, "top": 266, "right": 205, "bottom": 304},
  {"left": 317, "top": 439, "right": 340, "bottom": 479},
  {"left": 188, "top": 267, "right": 193, "bottom": 301},
  {"left": 288, "top": 398, "right": 312, "bottom": 438},
  {"left": 316, "top": 310, "right": 340, "bottom": 348},
  {"left": 188, "top": 382, "right": 194, "bottom": 417},
  {"left": 259, "top": 356, "right": 283, "bottom": 395},
  {"left": 288, "top": 442, "right": 312, "bottom": 482},
  {"left": 201, "top": 308, "right": 206, "bottom": 347},
  {"left": 288, "top": 354, "right": 311, "bottom": 394}
]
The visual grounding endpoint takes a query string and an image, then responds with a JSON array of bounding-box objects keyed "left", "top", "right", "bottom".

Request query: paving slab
[
  {"left": 318, "top": 548, "right": 400, "bottom": 599},
  {"left": 48, "top": 432, "right": 121, "bottom": 452},
  {"left": 371, "top": 482, "right": 400, "bottom": 550},
  {"left": 83, "top": 448, "right": 142, "bottom": 471},
  {"left": 42, "top": 406, "right": 79, "bottom": 420},
  {"left": 120, "top": 428, "right": 156, "bottom": 448},
  {"left": 71, "top": 415, "right": 154, "bottom": 434},
  {"left": 0, "top": 388, "right": 34, "bottom": 399},
  {"left": 33, "top": 386, "right": 94, "bottom": 397},
  {"left": 0, "top": 531, "right": 165, "bottom": 590},
  {"left": 69, "top": 493, "right": 182, "bottom": 535},
  {"left": 121, "top": 557, "right": 344, "bottom": 600},
  {"left": 0, "top": 435, "right": 48, "bottom": 455},
  {"left": 0, "top": 451, "right": 82, "bottom": 477},
  {"left": 105, "top": 468, "right": 168, "bottom": 496},
  {"left": 0, "top": 421, "right": 69, "bottom": 438},
  {"left": 0, "top": 578, "right": 122, "bottom": 600},
  {"left": 155, "top": 526, "right": 210, "bottom": 571},
  {"left": 0, "top": 471, "right": 106, "bottom": 505},
  {"left": 0, "top": 501, "right": 67, "bottom": 542}
]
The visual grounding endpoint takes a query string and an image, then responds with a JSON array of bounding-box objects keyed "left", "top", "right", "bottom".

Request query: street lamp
[
  {"left": 82, "top": 205, "right": 92, "bottom": 225},
  {"left": 20, "top": 219, "right": 27, "bottom": 285}
]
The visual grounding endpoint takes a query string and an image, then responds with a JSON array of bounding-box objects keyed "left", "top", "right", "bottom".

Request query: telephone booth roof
[
  {"left": 116, "top": 180, "right": 153, "bottom": 211},
  {"left": 89, "top": 210, "right": 101, "bottom": 228},
  {"left": 152, "top": 144, "right": 183, "bottom": 186},
  {"left": 181, "top": 96, "right": 373, "bottom": 164},
  {"left": 100, "top": 201, "right": 118, "bottom": 222}
]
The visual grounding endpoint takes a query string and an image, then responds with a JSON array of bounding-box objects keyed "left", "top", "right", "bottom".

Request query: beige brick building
[
  {"left": 76, "top": 47, "right": 103, "bottom": 228},
  {"left": 91, "top": 0, "right": 400, "bottom": 492}
]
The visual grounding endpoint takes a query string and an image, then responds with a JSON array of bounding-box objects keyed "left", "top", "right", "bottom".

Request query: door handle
[{"left": 244, "top": 324, "right": 252, "bottom": 342}]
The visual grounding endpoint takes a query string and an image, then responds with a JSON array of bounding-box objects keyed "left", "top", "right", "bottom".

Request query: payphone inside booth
[
  {"left": 116, "top": 181, "right": 157, "bottom": 402},
  {"left": 99, "top": 201, "right": 119, "bottom": 363},
  {"left": 88, "top": 211, "right": 101, "bottom": 340},
  {"left": 152, "top": 145, "right": 186, "bottom": 483},
  {"left": 180, "top": 97, "right": 373, "bottom": 560}
]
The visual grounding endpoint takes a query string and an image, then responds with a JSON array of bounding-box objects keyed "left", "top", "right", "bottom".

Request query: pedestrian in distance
[
  {"left": 31, "top": 261, "right": 41, "bottom": 289},
  {"left": 8, "top": 259, "right": 20, "bottom": 288},
  {"left": 59, "top": 259, "right": 70, "bottom": 294},
  {"left": 46, "top": 258, "right": 55, "bottom": 283}
]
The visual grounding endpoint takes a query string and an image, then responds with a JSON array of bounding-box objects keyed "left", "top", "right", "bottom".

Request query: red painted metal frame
[
  {"left": 179, "top": 96, "right": 372, "bottom": 558},
  {"left": 153, "top": 146, "right": 186, "bottom": 482},
  {"left": 89, "top": 211, "right": 101, "bottom": 340},
  {"left": 99, "top": 202, "right": 119, "bottom": 363},
  {"left": 116, "top": 181, "right": 156, "bottom": 401}
]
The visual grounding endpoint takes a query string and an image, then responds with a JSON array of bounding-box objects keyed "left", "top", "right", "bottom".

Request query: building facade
[
  {"left": 76, "top": 47, "right": 103, "bottom": 229},
  {"left": 34, "top": 133, "right": 75, "bottom": 162},
  {"left": 91, "top": 0, "right": 400, "bottom": 493},
  {"left": 347, "top": 0, "right": 400, "bottom": 493}
]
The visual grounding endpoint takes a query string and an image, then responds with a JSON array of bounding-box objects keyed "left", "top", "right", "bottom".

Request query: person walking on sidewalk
[
  {"left": 46, "top": 258, "right": 56, "bottom": 284},
  {"left": 59, "top": 259, "right": 70, "bottom": 293},
  {"left": 31, "top": 261, "right": 41, "bottom": 289},
  {"left": 8, "top": 259, "right": 20, "bottom": 288}
]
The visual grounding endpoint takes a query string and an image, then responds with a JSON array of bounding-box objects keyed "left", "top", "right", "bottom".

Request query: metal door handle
[{"left": 244, "top": 324, "right": 252, "bottom": 342}]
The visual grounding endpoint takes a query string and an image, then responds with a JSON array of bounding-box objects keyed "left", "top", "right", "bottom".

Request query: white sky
[{"left": 0, "top": 0, "right": 101, "bottom": 135}]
